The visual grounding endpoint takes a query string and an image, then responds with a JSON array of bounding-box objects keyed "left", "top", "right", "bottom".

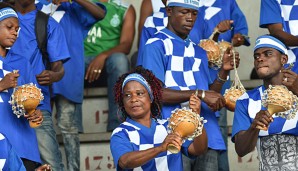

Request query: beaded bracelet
[{"left": 217, "top": 73, "right": 229, "bottom": 84}]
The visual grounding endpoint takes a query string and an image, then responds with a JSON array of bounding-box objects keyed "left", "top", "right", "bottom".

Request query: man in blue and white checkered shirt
[
  {"left": 139, "top": 0, "right": 239, "bottom": 170},
  {"left": 232, "top": 35, "right": 298, "bottom": 171}
]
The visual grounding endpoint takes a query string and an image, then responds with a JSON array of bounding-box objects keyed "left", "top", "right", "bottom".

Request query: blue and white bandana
[
  {"left": 167, "top": 0, "right": 200, "bottom": 10},
  {"left": 254, "top": 35, "right": 288, "bottom": 55},
  {"left": 122, "top": 73, "right": 154, "bottom": 101},
  {"left": 0, "top": 7, "right": 18, "bottom": 22}
]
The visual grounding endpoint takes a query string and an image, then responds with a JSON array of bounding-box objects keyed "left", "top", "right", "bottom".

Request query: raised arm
[
  {"left": 137, "top": 0, "right": 153, "bottom": 46},
  {"left": 75, "top": 0, "right": 106, "bottom": 20}
]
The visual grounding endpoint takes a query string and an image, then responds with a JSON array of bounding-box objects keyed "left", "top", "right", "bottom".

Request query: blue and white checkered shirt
[
  {"left": 232, "top": 85, "right": 298, "bottom": 142},
  {"left": 110, "top": 118, "right": 193, "bottom": 171}
]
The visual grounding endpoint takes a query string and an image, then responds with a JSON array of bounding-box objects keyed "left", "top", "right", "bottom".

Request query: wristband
[
  {"left": 201, "top": 90, "right": 205, "bottom": 100},
  {"left": 217, "top": 73, "right": 229, "bottom": 83}
]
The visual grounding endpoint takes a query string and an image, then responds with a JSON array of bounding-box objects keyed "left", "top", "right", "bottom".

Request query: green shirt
[{"left": 84, "top": 0, "right": 129, "bottom": 57}]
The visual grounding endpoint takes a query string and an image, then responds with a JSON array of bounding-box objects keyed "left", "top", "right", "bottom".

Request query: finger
[{"left": 85, "top": 65, "right": 92, "bottom": 80}]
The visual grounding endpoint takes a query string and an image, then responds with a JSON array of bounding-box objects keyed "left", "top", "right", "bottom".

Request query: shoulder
[{"left": 238, "top": 86, "right": 263, "bottom": 102}]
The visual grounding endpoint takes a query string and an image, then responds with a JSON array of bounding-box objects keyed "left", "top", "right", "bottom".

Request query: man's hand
[
  {"left": 202, "top": 90, "right": 225, "bottom": 111},
  {"left": 35, "top": 164, "right": 51, "bottom": 171},
  {"left": 282, "top": 69, "right": 298, "bottom": 95},
  {"left": 221, "top": 47, "right": 240, "bottom": 71},
  {"left": 232, "top": 33, "right": 245, "bottom": 47},
  {"left": 251, "top": 110, "right": 273, "bottom": 130},
  {"left": 0, "top": 72, "right": 19, "bottom": 91},
  {"left": 85, "top": 54, "right": 107, "bottom": 83},
  {"left": 216, "top": 20, "right": 233, "bottom": 33},
  {"left": 24, "top": 109, "right": 43, "bottom": 125},
  {"left": 36, "top": 70, "right": 55, "bottom": 85}
]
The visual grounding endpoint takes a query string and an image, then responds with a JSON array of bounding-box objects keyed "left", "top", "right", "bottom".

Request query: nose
[
  {"left": 130, "top": 94, "right": 138, "bottom": 103},
  {"left": 186, "top": 13, "right": 194, "bottom": 21}
]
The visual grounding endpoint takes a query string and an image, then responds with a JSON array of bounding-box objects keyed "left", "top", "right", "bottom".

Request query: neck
[
  {"left": 0, "top": 47, "right": 7, "bottom": 58},
  {"left": 15, "top": 3, "right": 36, "bottom": 14},
  {"left": 263, "top": 72, "right": 283, "bottom": 89},
  {"left": 134, "top": 116, "right": 152, "bottom": 128}
]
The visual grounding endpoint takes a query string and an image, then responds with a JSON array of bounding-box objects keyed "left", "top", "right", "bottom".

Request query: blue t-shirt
[
  {"left": 259, "top": 0, "right": 298, "bottom": 73},
  {"left": 190, "top": 0, "right": 250, "bottom": 45},
  {"left": 36, "top": 2, "right": 106, "bottom": 103},
  {"left": 110, "top": 118, "right": 194, "bottom": 171},
  {"left": 232, "top": 85, "right": 298, "bottom": 142},
  {"left": 0, "top": 133, "right": 26, "bottom": 171},
  {"left": 140, "top": 28, "right": 226, "bottom": 151},
  {"left": 0, "top": 52, "right": 41, "bottom": 163},
  {"left": 10, "top": 9, "right": 70, "bottom": 112}
]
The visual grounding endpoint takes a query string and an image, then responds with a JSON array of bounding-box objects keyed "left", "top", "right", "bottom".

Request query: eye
[
  {"left": 264, "top": 51, "right": 273, "bottom": 57},
  {"left": 124, "top": 93, "right": 131, "bottom": 98},
  {"left": 137, "top": 92, "right": 144, "bottom": 96},
  {"left": 253, "top": 54, "right": 259, "bottom": 60}
]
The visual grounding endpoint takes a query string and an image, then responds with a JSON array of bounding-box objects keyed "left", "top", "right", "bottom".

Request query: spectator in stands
[
  {"left": 84, "top": 0, "right": 136, "bottom": 132},
  {"left": 110, "top": 66, "right": 208, "bottom": 170},
  {"left": 0, "top": 3, "right": 45, "bottom": 170},
  {"left": 9, "top": 0, "right": 70, "bottom": 170},
  {"left": 259, "top": 0, "right": 298, "bottom": 73},
  {"left": 130, "top": 0, "right": 166, "bottom": 69},
  {"left": 189, "top": 1, "right": 250, "bottom": 170},
  {"left": 36, "top": 0, "right": 106, "bottom": 170},
  {"left": 138, "top": 0, "right": 240, "bottom": 171},
  {"left": 232, "top": 35, "right": 298, "bottom": 171}
]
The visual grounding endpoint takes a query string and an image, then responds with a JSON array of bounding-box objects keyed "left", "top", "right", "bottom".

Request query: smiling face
[
  {"left": 122, "top": 81, "right": 152, "bottom": 121},
  {"left": 0, "top": 17, "right": 19, "bottom": 49},
  {"left": 253, "top": 47, "right": 287, "bottom": 79},
  {"left": 166, "top": 6, "right": 198, "bottom": 39}
]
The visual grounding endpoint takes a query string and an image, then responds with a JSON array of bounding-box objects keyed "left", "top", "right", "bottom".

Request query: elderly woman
[{"left": 110, "top": 66, "right": 208, "bottom": 171}]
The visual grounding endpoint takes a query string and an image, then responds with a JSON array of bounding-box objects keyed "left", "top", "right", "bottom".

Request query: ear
[
  {"left": 281, "top": 54, "right": 288, "bottom": 65},
  {"left": 166, "top": 6, "right": 172, "bottom": 17}
]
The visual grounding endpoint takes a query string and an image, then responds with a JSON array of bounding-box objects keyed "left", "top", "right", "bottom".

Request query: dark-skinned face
[
  {"left": 122, "top": 81, "right": 152, "bottom": 121},
  {"left": 254, "top": 47, "right": 287, "bottom": 79},
  {"left": 0, "top": 17, "right": 19, "bottom": 48},
  {"left": 166, "top": 6, "right": 198, "bottom": 39}
]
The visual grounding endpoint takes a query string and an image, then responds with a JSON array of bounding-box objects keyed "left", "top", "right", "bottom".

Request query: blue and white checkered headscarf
[
  {"left": 254, "top": 35, "right": 288, "bottom": 55},
  {"left": 0, "top": 7, "right": 18, "bottom": 22},
  {"left": 167, "top": 0, "right": 200, "bottom": 10},
  {"left": 122, "top": 73, "right": 154, "bottom": 102}
]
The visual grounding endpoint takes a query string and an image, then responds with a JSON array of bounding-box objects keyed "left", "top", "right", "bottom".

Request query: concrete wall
[{"left": 125, "top": 0, "right": 268, "bottom": 80}]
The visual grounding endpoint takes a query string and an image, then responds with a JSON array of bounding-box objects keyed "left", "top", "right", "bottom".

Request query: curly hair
[{"left": 114, "top": 66, "right": 163, "bottom": 121}]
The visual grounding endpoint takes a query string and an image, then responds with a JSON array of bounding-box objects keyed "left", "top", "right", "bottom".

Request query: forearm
[
  {"left": 162, "top": 88, "right": 199, "bottom": 104},
  {"left": 119, "top": 146, "right": 163, "bottom": 169},
  {"left": 101, "top": 43, "right": 133, "bottom": 59},
  {"left": 75, "top": 0, "right": 105, "bottom": 20},
  {"left": 209, "top": 69, "right": 229, "bottom": 93},
  {"left": 50, "top": 61, "right": 64, "bottom": 82},
  {"left": 188, "top": 128, "right": 208, "bottom": 155},
  {"left": 268, "top": 24, "right": 298, "bottom": 47},
  {"left": 235, "top": 128, "right": 259, "bottom": 157}
]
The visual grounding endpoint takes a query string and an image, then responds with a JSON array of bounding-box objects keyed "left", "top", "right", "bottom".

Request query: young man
[
  {"left": 139, "top": 0, "right": 239, "bottom": 170},
  {"left": 232, "top": 35, "right": 298, "bottom": 170},
  {"left": 36, "top": 0, "right": 106, "bottom": 170},
  {"left": 10, "top": 0, "right": 70, "bottom": 170}
]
